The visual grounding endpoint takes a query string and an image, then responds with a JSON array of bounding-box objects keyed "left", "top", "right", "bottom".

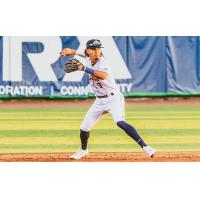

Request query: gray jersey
[{"left": 85, "top": 57, "right": 119, "bottom": 96}]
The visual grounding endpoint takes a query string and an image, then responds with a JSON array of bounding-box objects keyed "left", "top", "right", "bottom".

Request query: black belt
[{"left": 97, "top": 93, "right": 114, "bottom": 98}]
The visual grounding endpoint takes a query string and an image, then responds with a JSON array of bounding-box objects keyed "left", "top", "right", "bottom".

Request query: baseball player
[{"left": 60, "top": 39, "right": 156, "bottom": 159}]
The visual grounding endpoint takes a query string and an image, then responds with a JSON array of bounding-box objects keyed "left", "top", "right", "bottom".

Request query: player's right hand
[{"left": 60, "top": 48, "right": 76, "bottom": 57}]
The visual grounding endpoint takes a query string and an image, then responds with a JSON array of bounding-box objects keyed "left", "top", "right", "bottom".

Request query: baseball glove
[{"left": 64, "top": 58, "right": 82, "bottom": 73}]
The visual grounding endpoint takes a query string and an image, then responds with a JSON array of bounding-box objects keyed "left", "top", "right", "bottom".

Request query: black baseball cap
[{"left": 86, "top": 39, "right": 103, "bottom": 49}]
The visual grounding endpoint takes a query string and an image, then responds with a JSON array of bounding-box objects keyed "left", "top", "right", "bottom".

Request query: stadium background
[{"left": 1, "top": 36, "right": 200, "bottom": 98}]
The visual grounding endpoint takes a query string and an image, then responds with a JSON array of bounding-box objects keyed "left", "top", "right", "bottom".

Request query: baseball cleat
[
  {"left": 143, "top": 145, "right": 156, "bottom": 158},
  {"left": 69, "top": 149, "right": 89, "bottom": 160}
]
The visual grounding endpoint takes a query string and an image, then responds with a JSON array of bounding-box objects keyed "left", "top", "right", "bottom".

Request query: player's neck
[
  {"left": 91, "top": 61, "right": 97, "bottom": 66},
  {"left": 90, "top": 58, "right": 100, "bottom": 66},
  {"left": 90, "top": 60, "right": 98, "bottom": 66}
]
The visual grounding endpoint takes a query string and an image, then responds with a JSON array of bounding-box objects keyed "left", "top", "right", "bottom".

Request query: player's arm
[
  {"left": 60, "top": 48, "right": 86, "bottom": 58},
  {"left": 64, "top": 58, "right": 107, "bottom": 80},
  {"left": 78, "top": 65, "right": 108, "bottom": 80},
  {"left": 91, "top": 70, "right": 108, "bottom": 80}
]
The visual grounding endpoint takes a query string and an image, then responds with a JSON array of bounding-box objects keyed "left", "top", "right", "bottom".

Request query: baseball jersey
[{"left": 85, "top": 57, "right": 119, "bottom": 96}]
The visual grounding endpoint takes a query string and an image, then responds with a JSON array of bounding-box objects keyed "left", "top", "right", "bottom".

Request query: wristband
[{"left": 83, "top": 66, "right": 95, "bottom": 75}]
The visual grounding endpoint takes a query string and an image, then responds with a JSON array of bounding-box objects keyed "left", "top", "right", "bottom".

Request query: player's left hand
[{"left": 64, "top": 58, "right": 83, "bottom": 73}]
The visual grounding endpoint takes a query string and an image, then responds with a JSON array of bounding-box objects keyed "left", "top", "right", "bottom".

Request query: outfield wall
[{"left": 0, "top": 36, "right": 200, "bottom": 98}]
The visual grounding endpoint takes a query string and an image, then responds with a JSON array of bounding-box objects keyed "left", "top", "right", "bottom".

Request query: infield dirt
[{"left": 0, "top": 152, "right": 200, "bottom": 162}]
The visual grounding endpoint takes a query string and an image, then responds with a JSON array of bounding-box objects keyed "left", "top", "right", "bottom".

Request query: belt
[{"left": 97, "top": 93, "right": 114, "bottom": 98}]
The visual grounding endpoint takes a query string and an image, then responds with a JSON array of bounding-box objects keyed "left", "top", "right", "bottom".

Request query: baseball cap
[{"left": 86, "top": 39, "right": 103, "bottom": 49}]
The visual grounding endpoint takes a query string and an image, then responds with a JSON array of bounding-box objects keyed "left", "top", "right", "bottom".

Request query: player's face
[{"left": 86, "top": 48, "right": 101, "bottom": 63}]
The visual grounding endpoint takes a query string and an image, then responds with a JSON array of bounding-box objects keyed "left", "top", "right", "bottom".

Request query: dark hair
[{"left": 84, "top": 49, "right": 89, "bottom": 57}]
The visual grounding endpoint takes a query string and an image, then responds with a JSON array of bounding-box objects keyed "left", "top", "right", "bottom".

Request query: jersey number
[{"left": 97, "top": 82, "right": 103, "bottom": 88}]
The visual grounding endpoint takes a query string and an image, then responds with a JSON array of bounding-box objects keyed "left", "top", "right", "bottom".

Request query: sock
[
  {"left": 117, "top": 121, "right": 147, "bottom": 148},
  {"left": 80, "top": 129, "right": 90, "bottom": 150}
]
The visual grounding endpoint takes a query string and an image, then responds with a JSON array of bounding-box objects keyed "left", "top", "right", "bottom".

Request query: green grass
[{"left": 0, "top": 105, "right": 200, "bottom": 153}]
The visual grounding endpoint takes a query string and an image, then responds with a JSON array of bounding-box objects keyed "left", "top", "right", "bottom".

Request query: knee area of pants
[
  {"left": 80, "top": 125, "right": 90, "bottom": 132},
  {"left": 80, "top": 129, "right": 89, "bottom": 134}
]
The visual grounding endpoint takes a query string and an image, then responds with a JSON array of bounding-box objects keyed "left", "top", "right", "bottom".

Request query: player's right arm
[
  {"left": 77, "top": 65, "right": 108, "bottom": 80},
  {"left": 60, "top": 48, "right": 86, "bottom": 58}
]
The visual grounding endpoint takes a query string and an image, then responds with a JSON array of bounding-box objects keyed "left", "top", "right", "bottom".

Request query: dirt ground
[
  {"left": 1, "top": 97, "right": 200, "bottom": 108},
  {"left": 1, "top": 97, "right": 200, "bottom": 162},
  {"left": 0, "top": 152, "right": 200, "bottom": 162}
]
